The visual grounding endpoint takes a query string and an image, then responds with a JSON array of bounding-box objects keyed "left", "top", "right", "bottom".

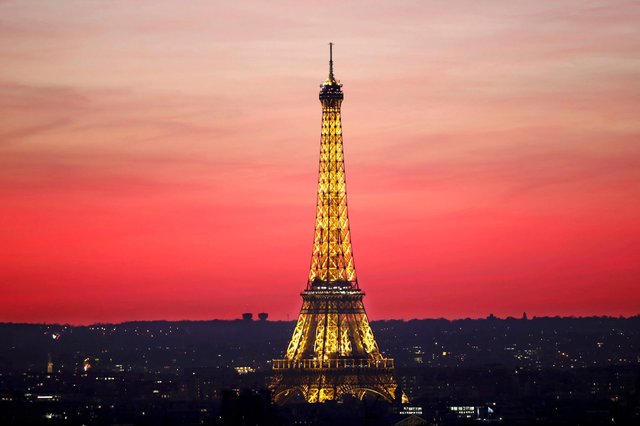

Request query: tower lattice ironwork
[{"left": 270, "top": 44, "right": 406, "bottom": 404}]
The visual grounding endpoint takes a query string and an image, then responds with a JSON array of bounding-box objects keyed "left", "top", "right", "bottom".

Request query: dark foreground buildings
[{"left": 1, "top": 316, "right": 639, "bottom": 425}]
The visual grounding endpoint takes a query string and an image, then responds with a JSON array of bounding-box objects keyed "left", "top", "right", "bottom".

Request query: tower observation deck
[{"left": 270, "top": 44, "right": 406, "bottom": 404}]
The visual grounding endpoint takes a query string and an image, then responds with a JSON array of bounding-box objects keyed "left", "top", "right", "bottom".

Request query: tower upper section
[
  {"left": 319, "top": 43, "right": 344, "bottom": 103},
  {"left": 308, "top": 44, "right": 357, "bottom": 290}
]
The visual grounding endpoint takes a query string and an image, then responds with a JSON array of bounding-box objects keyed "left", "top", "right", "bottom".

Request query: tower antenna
[{"left": 329, "top": 42, "right": 334, "bottom": 79}]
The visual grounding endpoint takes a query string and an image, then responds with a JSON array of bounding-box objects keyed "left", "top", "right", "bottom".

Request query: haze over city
[{"left": 1, "top": 0, "right": 639, "bottom": 324}]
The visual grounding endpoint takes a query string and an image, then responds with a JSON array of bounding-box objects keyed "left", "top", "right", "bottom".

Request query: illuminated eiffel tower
[{"left": 270, "top": 44, "right": 405, "bottom": 404}]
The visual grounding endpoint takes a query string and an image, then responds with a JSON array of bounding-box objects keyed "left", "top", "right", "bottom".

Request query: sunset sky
[{"left": 1, "top": 1, "right": 639, "bottom": 324}]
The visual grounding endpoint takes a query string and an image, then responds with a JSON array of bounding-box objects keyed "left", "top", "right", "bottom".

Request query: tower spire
[{"left": 329, "top": 42, "right": 334, "bottom": 80}]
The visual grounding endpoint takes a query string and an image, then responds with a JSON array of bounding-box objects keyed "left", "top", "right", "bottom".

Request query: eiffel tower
[{"left": 270, "top": 44, "right": 405, "bottom": 404}]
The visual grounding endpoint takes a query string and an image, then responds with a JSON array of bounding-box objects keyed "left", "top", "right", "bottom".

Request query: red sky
[{"left": 1, "top": 1, "right": 639, "bottom": 324}]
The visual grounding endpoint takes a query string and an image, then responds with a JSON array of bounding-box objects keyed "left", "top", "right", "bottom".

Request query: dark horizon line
[{"left": 2, "top": 313, "right": 639, "bottom": 328}]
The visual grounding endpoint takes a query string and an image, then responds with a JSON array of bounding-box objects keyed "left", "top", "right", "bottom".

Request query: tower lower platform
[
  {"left": 270, "top": 358, "right": 399, "bottom": 403},
  {"left": 270, "top": 289, "right": 406, "bottom": 404}
]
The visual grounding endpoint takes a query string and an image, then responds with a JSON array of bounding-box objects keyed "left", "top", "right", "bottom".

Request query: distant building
[
  {"left": 46, "top": 354, "right": 53, "bottom": 374},
  {"left": 448, "top": 405, "right": 498, "bottom": 421}
]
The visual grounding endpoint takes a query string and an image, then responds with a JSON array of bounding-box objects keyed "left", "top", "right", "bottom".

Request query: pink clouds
[{"left": 0, "top": 0, "right": 639, "bottom": 323}]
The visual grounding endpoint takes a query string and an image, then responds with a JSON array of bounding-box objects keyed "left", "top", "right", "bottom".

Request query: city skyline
[{"left": 1, "top": 1, "right": 639, "bottom": 324}]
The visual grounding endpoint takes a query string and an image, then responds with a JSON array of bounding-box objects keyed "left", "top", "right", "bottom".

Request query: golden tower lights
[{"left": 270, "top": 44, "right": 405, "bottom": 404}]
